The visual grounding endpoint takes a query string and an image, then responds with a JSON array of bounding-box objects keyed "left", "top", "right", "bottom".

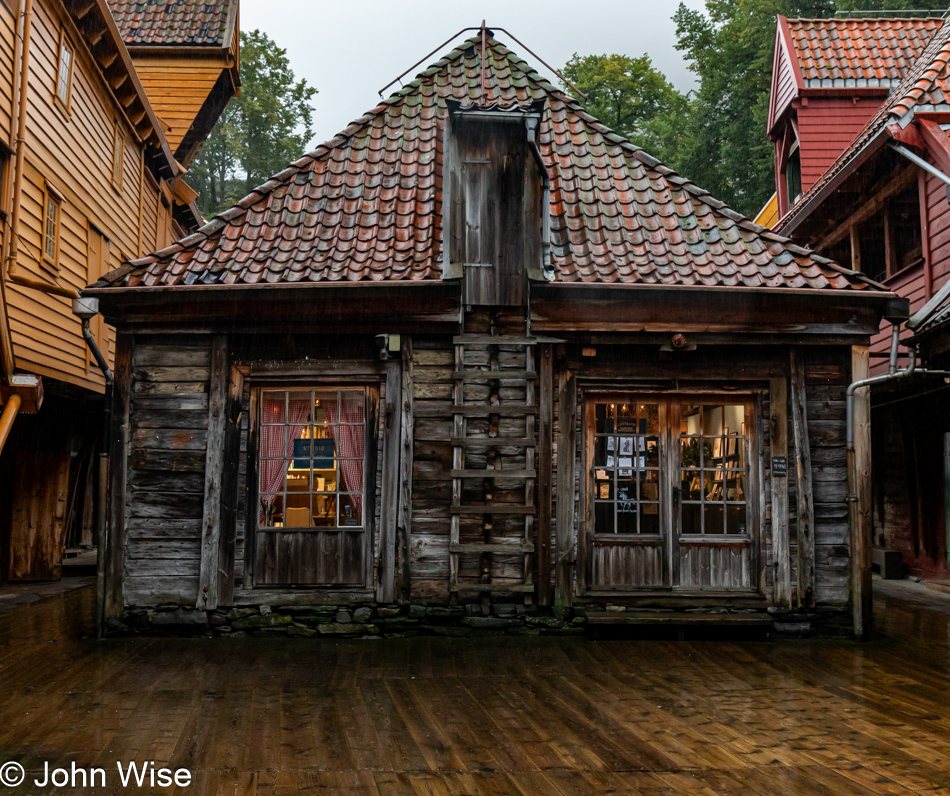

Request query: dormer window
[{"left": 785, "top": 142, "right": 802, "bottom": 209}]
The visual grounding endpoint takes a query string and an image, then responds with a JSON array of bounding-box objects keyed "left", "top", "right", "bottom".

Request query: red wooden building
[{"left": 769, "top": 14, "right": 950, "bottom": 581}]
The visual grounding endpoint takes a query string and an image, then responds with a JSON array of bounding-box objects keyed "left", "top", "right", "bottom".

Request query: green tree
[
  {"left": 188, "top": 29, "right": 317, "bottom": 217},
  {"left": 562, "top": 53, "right": 690, "bottom": 165},
  {"left": 672, "top": 0, "right": 927, "bottom": 217}
]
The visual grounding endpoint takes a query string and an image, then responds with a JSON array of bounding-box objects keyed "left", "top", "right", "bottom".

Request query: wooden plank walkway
[{"left": 0, "top": 579, "right": 949, "bottom": 794}]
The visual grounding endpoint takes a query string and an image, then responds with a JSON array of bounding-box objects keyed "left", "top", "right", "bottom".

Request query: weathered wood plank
[
  {"left": 790, "top": 348, "right": 816, "bottom": 609},
  {"left": 378, "top": 360, "right": 402, "bottom": 603},
  {"left": 555, "top": 366, "right": 577, "bottom": 609},
  {"left": 396, "top": 339, "right": 415, "bottom": 601},
  {"left": 536, "top": 344, "right": 554, "bottom": 606},
  {"left": 217, "top": 362, "right": 246, "bottom": 607},
  {"left": 770, "top": 375, "right": 791, "bottom": 608},
  {"left": 197, "top": 335, "right": 227, "bottom": 610},
  {"left": 105, "top": 333, "right": 133, "bottom": 623},
  {"left": 850, "top": 345, "right": 871, "bottom": 638}
]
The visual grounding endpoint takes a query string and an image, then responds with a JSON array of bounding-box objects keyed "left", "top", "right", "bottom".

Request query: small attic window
[{"left": 785, "top": 144, "right": 802, "bottom": 209}]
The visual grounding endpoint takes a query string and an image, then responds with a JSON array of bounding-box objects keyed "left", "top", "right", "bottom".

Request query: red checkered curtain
[
  {"left": 325, "top": 392, "right": 364, "bottom": 515},
  {"left": 260, "top": 394, "right": 311, "bottom": 523}
]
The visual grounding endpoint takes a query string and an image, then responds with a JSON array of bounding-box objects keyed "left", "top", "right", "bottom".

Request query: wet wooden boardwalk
[{"left": 1, "top": 582, "right": 949, "bottom": 795}]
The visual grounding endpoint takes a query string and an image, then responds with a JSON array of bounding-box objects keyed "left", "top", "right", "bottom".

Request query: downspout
[
  {"left": 74, "top": 298, "right": 112, "bottom": 639},
  {"left": 890, "top": 143, "right": 950, "bottom": 197},
  {"left": 524, "top": 116, "right": 553, "bottom": 280},
  {"left": 3, "top": 0, "right": 78, "bottom": 301},
  {"left": 0, "top": 392, "right": 21, "bottom": 456}
]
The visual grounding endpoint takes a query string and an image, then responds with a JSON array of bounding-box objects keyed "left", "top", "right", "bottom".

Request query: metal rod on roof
[
  {"left": 489, "top": 27, "right": 587, "bottom": 100},
  {"left": 481, "top": 20, "right": 487, "bottom": 106},
  {"left": 834, "top": 9, "right": 947, "bottom": 17},
  {"left": 378, "top": 26, "right": 482, "bottom": 96},
  {"left": 378, "top": 24, "right": 588, "bottom": 101}
]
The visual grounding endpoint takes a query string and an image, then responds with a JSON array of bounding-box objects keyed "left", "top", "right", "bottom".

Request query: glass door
[
  {"left": 584, "top": 394, "right": 758, "bottom": 593},
  {"left": 674, "top": 400, "right": 756, "bottom": 591},
  {"left": 585, "top": 397, "right": 669, "bottom": 590}
]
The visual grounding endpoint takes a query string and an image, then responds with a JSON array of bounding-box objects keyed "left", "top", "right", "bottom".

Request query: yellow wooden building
[{"left": 0, "top": 0, "right": 237, "bottom": 582}]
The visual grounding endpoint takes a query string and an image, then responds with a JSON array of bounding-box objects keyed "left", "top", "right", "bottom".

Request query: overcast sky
[{"left": 240, "top": 0, "right": 707, "bottom": 149}]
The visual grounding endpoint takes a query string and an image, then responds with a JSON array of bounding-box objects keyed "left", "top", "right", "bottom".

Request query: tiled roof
[
  {"left": 94, "top": 34, "right": 876, "bottom": 293},
  {"left": 787, "top": 17, "right": 942, "bottom": 88},
  {"left": 778, "top": 20, "right": 950, "bottom": 232},
  {"left": 109, "top": 1, "right": 233, "bottom": 47}
]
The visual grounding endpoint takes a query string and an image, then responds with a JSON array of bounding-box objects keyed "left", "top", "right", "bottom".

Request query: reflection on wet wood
[{"left": 3, "top": 581, "right": 950, "bottom": 794}]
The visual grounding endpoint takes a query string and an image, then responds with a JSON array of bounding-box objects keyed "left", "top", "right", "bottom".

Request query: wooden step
[
  {"left": 450, "top": 505, "right": 536, "bottom": 516},
  {"left": 452, "top": 370, "right": 537, "bottom": 381},
  {"left": 585, "top": 611, "right": 772, "bottom": 626},
  {"left": 454, "top": 335, "right": 538, "bottom": 345},
  {"left": 450, "top": 469, "right": 536, "bottom": 479},
  {"left": 449, "top": 583, "right": 536, "bottom": 593},
  {"left": 451, "top": 437, "right": 536, "bottom": 448},
  {"left": 450, "top": 543, "right": 535, "bottom": 554},
  {"left": 415, "top": 404, "right": 535, "bottom": 418}
]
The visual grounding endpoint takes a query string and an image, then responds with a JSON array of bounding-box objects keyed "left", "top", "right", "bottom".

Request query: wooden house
[
  {"left": 772, "top": 15, "right": 950, "bottom": 581},
  {"left": 0, "top": 0, "right": 236, "bottom": 583},
  {"left": 108, "top": 0, "right": 240, "bottom": 167},
  {"left": 87, "top": 31, "right": 896, "bottom": 638}
]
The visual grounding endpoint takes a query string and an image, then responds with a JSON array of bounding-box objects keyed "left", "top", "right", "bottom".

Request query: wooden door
[
  {"left": 673, "top": 398, "right": 756, "bottom": 591},
  {"left": 586, "top": 397, "right": 670, "bottom": 590},
  {"left": 8, "top": 451, "right": 70, "bottom": 581}
]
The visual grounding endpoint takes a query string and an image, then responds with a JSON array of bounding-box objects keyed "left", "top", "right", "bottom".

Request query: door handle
[{"left": 672, "top": 486, "right": 680, "bottom": 507}]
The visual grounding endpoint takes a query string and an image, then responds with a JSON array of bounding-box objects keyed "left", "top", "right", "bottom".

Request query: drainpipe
[
  {"left": 74, "top": 297, "right": 112, "bottom": 638},
  {"left": 3, "top": 0, "right": 78, "bottom": 301},
  {"left": 524, "top": 116, "right": 553, "bottom": 280},
  {"left": 890, "top": 143, "right": 950, "bottom": 200},
  {"left": 0, "top": 392, "right": 20, "bottom": 456}
]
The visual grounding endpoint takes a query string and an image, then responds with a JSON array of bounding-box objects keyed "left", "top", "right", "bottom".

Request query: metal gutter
[{"left": 890, "top": 142, "right": 950, "bottom": 188}]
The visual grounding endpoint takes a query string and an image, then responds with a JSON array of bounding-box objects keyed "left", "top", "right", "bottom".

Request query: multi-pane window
[
  {"left": 259, "top": 389, "right": 366, "bottom": 530},
  {"left": 592, "top": 401, "right": 660, "bottom": 535},
  {"left": 680, "top": 403, "right": 749, "bottom": 535},
  {"left": 43, "top": 191, "right": 60, "bottom": 263},
  {"left": 56, "top": 38, "right": 72, "bottom": 105}
]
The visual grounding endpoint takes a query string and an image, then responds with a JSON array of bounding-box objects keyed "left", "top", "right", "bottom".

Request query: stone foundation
[{"left": 107, "top": 602, "right": 854, "bottom": 638}]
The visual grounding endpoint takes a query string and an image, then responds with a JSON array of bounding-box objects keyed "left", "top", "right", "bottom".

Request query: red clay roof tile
[
  {"left": 109, "top": 1, "right": 235, "bottom": 47},
  {"left": 95, "top": 34, "right": 874, "bottom": 293},
  {"left": 787, "top": 17, "right": 942, "bottom": 87}
]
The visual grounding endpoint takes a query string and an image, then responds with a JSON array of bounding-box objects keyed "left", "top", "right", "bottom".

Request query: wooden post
[
  {"left": 104, "top": 332, "right": 132, "bottom": 621},
  {"left": 790, "top": 348, "right": 816, "bottom": 608},
  {"left": 215, "top": 363, "right": 245, "bottom": 607},
  {"left": 555, "top": 366, "right": 577, "bottom": 610},
  {"left": 197, "top": 335, "right": 228, "bottom": 610},
  {"left": 536, "top": 344, "right": 553, "bottom": 605},
  {"left": 850, "top": 224, "right": 861, "bottom": 275},
  {"left": 850, "top": 345, "right": 872, "bottom": 638},
  {"left": 396, "top": 338, "right": 414, "bottom": 601},
  {"left": 770, "top": 376, "right": 791, "bottom": 608},
  {"left": 377, "top": 359, "right": 402, "bottom": 603}
]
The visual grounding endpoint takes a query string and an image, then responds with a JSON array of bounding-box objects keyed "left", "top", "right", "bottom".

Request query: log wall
[{"left": 118, "top": 333, "right": 855, "bottom": 612}]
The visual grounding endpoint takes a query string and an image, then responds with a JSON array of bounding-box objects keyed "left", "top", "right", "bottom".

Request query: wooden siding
[
  {"left": 5, "top": 0, "right": 163, "bottom": 393},
  {"left": 123, "top": 338, "right": 212, "bottom": 606},
  {"left": 132, "top": 54, "right": 229, "bottom": 154},
  {"left": 797, "top": 98, "right": 879, "bottom": 191},
  {"left": 769, "top": 33, "right": 799, "bottom": 133}
]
